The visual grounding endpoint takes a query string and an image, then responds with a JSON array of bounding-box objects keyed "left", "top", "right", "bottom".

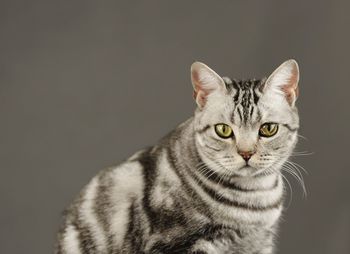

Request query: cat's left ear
[
  {"left": 263, "top": 59, "right": 300, "bottom": 107},
  {"left": 191, "top": 62, "right": 226, "bottom": 108}
]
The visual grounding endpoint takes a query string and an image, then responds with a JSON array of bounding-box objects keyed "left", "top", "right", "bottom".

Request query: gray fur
[{"left": 55, "top": 60, "right": 300, "bottom": 254}]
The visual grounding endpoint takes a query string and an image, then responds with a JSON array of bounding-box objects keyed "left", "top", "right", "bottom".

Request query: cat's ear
[
  {"left": 263, "top": 59, "right": 300, "bottom": 107},
  {"left": 191, "top": 62, "right": 225, "bottom": 108}
]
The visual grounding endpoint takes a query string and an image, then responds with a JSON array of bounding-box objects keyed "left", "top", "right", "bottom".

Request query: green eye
[
  {"left": 215, "top": 124, "right": 233, "bottom": 139},
  {"left": 259, "top": 123, "right": 279, "bottom": 137}
]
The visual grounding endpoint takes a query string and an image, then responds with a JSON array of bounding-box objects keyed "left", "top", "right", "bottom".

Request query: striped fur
[{"left": 55, "top": 61, "right": 300, "bottom": 254}]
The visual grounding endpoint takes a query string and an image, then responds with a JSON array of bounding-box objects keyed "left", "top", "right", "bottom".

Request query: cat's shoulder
[{"left": 96, "top": 148, "right": 150, "bottom": 189}]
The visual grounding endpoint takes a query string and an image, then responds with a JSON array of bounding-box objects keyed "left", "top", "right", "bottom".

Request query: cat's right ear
[
  {"left": 263, "top": 59, "right": 300, "bottom": 107},
  {"left": 191, "top": 62, "right": 225, "bottom": 108}
]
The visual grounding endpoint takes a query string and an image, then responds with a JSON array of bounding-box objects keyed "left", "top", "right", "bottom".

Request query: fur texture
[{"left": 55, "top": 60, "right": 300, "bottom": 254}]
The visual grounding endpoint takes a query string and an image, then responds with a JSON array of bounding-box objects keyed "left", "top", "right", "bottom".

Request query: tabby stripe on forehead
[
  {"left": 252, "top": 89, "right": 258, "bottom": 104},
  {"left": 249, "top": 106, "right": 254, "bottom": 118},
  {"left": 237, "top": 107, "right": 243, "bottom": 122},
  {"left": 231, "top": 80, "right": 240, "bottom": 104}
]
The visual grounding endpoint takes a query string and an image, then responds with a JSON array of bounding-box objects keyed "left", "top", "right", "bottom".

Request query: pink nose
[{"left": 238, "top": 150, "right": 255, "bottom": 162}]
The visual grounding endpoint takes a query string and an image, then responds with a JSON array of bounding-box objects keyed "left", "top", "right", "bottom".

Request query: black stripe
[
  {"left": 204, "top": 143, "right": 221, "bottom": 152},
  {"left": 54, "top": 221, "right": 69, "bottom": 254},
  {"left": 232, "top": 80, "right": 240, "bottom": 104},
  {"left": 186, "top": 163, "right": 282, "bottom": 211},
  {"left": 66, "top": 188, "right": 98, "bottom": 253},
  {"left": 139, "top": 145, "right": 202, "bottom": 234},
  {"left": 94, "top": 170, "right": 115, "bottom": 252},
  {"left": 138, "top": 147, "right": 158, "bottom": 234},
  {"left": 250, "top": 106, "right": 254, "bottom": 118},
  {"left": 237, "top": 107, "right": 243, "bottom": 122},
  {"left": 197, "top": 125, "right": 210, "bottom": 134},
  {"left": 195, "top": 164, "right": 246, "bottom": 191},
  {"left": 190, "top": 148, "right": 282, "bottom": 210},
  {"left": 74, "top": 219, "right": 97, "bottom": 253},
  {"left": 165, "top": 145, "right": 212, "bottom": 219},
  {"left": 196, "top": 165, "right": 279, "bottom": 192},
  {"left": 252, "top": 86, "right": 260, "bottom": 104},
  {"left": 123, "top": 198, "right": 143, "bottom": 253},
  {"left": 283, "top": 124, "right": 299, "bottom": 132}
]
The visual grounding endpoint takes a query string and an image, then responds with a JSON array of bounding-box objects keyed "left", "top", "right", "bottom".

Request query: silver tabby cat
[{"left": 55, "top": 60, "right": 300, "bottom": 254}]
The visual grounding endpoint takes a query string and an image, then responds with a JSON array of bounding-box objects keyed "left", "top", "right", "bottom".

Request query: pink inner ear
[
  {"left": 281, "top": 67, "right": 299, "bottom": 105},
  {"left": 192, "top": 71, "right": 211, "bottom": 107},
  {"left": 193, "top": 90, "right": 209, "bottom": 108}
]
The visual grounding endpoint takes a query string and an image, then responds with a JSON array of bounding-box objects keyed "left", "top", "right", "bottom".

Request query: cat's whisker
[
  {"left": 281, "top": 172, "right": 293, "bottom": 209},
  {"left": 286, "top": 160, "right": 308, "bottom": 175},
  {"left": 284, "top": 162, "right": 305, "bottom": 184},
  {"left": 290, "top": 151, "right": 314, "bottom": 157},
  {"left": 281, "top": 164, "right": 307, "bottom": 198},
  {"left": 297, "top": 134, "right": 308, "bottom": 141}
]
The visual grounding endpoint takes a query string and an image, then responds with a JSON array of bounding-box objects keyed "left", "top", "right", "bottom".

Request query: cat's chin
[{"left": 233, "top": 165, "right": 259, "bottom": 177}]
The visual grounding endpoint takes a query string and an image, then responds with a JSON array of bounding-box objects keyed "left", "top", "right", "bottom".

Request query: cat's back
[{"left": 55, "top": 149, "right": 147, "bottom": 254}]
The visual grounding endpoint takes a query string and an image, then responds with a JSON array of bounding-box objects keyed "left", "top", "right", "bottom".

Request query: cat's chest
[
  {"left": 190, "top": 225, "right": 274, "bottom": 254},
  {"left": 153, "top": 223, "right": 273, "bottom": 254}
]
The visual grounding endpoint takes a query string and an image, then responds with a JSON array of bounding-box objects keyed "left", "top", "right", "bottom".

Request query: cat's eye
[
  {"left": 215, "top": 124, "right": 233, "bottom": 139},
  {"left": 259, "top": 123, "right": 279, "bottom": 137}
]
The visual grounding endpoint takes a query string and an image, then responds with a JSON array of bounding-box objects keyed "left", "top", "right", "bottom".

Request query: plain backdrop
[{"left": 1, "top": 1, "right": 349, "bottom": 253}]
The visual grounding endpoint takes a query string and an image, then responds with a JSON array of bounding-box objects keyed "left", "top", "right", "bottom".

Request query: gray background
[{"left": 1, "top": 1, "right": 349, "bottom": 253}]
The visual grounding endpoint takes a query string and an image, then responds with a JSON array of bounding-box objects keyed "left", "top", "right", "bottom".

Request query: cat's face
[{"left": 192, "top": 60, "right": 299, "bottom": 177}]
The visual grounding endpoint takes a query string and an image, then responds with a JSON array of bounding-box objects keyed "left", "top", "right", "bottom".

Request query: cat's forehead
[
  {"left": 222, "top": 77, "right": 266, "bottom": 125},
  {"left": 223, "top": 78, "right": 265, "bottom": 98}
]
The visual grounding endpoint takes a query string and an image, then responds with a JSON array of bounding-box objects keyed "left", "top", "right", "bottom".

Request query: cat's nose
[{"left": 238, "top": 150, "right": 255, "bottom": 162}]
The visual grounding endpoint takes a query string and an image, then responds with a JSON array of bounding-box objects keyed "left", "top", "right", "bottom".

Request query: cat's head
[{"left": 191, "top": 60, "right": 299, "bottom": 177}]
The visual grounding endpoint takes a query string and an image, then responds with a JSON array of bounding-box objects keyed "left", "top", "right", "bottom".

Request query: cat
[{"left": 55, "top": 59, "right": 300, "bottom": 254}]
